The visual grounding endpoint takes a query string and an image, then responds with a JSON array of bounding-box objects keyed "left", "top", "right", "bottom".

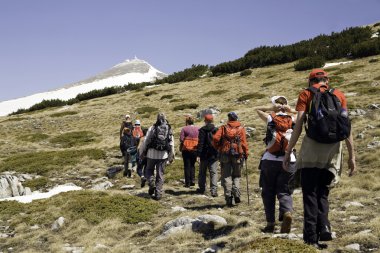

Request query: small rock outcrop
[
  {"left": 0, "top": 175, "right": 32, "bottom": 199},
  {"left": 197, "top": 107, "right": 221, "bottom": 119}
]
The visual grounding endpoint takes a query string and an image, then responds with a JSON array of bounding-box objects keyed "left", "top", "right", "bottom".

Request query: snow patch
[
  {"left": 0, "top": 183, "right": 82, "bottom": 203},
  {"left": 323, "top": 61, "right": 353, "bottom": 68}
]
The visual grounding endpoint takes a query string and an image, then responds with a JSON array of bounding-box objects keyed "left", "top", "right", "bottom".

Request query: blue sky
[{"left": 0, "top": 0, "right": 379, "bottom": 101}]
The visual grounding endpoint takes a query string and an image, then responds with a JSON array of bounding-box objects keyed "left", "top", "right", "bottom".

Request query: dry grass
[{"left": 0, "top": 55, "right": 379, "bottom": 252}]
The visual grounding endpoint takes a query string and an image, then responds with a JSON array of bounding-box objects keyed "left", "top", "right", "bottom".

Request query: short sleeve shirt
[{"left": 296, "top": 84, "right": 347, "bottom": 112}]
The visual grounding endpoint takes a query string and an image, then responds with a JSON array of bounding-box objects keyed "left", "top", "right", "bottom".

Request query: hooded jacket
[{"left": 197, "top": 123, "right": 218, "bottom": 160}]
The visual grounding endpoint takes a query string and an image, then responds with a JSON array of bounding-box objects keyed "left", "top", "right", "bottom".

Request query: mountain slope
[{"left": 0, "top": 58, "right": 166, "bottom": 116}]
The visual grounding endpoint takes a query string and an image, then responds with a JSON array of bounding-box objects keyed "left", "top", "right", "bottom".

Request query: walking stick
[{"left": 244, "top": 158, "right": 250, "bottom": 205}]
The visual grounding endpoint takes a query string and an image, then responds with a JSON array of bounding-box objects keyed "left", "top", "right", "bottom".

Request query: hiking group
[{"left": 117, "top": 69, "right": 356, "bottom": 249}]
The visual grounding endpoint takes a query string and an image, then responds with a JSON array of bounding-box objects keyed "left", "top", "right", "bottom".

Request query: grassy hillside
[{"left": 0, "top": 55, "right": 379, "bottom": 252}]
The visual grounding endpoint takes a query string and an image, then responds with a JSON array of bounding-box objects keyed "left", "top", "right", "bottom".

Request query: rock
[
  {"left": 171, "top": 206, "right": 187, "bottom": 212},
  {"left": 30, "top": 225, "right": 40, "bottom": 230},
  {"left": 273, "top": 233, "right": 299, "bottom": 240},
  {"left": 367, "top": 140, "right": 380, "bottom": 149},
  {"left": 51, "top": 217, "right": 65, "bottom": 231},
  {"left": 349, "top": 216, "right": 360, "bottom": 221},
  {"left": 91, "top": 181, "right": 113, "bottom": 190},
  {"left": 245, "top": 127, "right": 256, "bottom": 138},
  {"left": 159, "top": 215, "right": 227, "bottom": 239},
  {"left": 197, "top": 107, "right": 221, "bottom": 119},
  {"left": 120, "top": 184, "right": 135, "bottom": 190},
  {"left": 357, "top": 133, "right": 365, "bottom": 139},
  {"left": 0, "top": 175, "right": 29, "bottom": 199},
  {"left": 358, "top": 229, "right": 372, "bottom": 235},
  {"left": 63, "top": 245, "right": 85, "bottom": 253},
  {"left": 345, "top": 243, "right": 360, "bottom": 251},
  {"left": 94, "top": 244, "right": 109, "bottom": 251},
  {"left": 91, "top": 177, "right": 109, "bottom": 184},
  {"left": 344, "top": 201, "right": 364, "bottom": 208},
  {"left": 349, "top": 109, "right": 366, "bottom": 116},
  {"left": 368, "top": 104, "right": 380, "bottom": 110}
]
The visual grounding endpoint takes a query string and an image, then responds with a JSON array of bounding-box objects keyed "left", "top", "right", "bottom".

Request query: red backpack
[
  {"left": 220, "top": 125, "right": 244, "bottom": 157},
  {"left": 264, "top": 113, "right": 293, "bottom": 156}
]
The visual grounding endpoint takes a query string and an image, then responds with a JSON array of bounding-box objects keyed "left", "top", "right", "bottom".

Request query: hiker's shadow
[
  {"left": 184, "top": 204, "right": 225, "bottom": 211},
  {"left": 165, "top": 189, "right": 199, "bottom": 196}
]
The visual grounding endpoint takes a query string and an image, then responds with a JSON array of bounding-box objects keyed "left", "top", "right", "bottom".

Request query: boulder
[
  {"left": 345, "top": 243, "right": 360, "bottom": 251},
  {"left": 120, "top": 184, "right": 135, "bottom": 190},
  {"left": 0, "top": 175, "right": 28, "bottom": 199},
  {"left": 91, "top": 181, "right": 113, "bottom": 191},
  {"left": 197, "top": 107, "right": 221, "bottom": 119},
  {"left": 367, "top": 140, "right": 380, "bottom": 149},
  {"left": 349, "top": 109, "right": 366, "bottom": 116},
  {"left": 51, "top": 216, "right": 65, "bottom": 231}
]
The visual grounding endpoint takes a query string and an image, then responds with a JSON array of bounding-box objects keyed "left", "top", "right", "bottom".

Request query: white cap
[
  {"left": 125, "top": 114, "right": 130, "bottom": 119},
  {"left": 135, "top": 120, "right": 141, "bottom": 125},
  {"left": 271, "top": 96, "right": 288, "bottom": 105}
]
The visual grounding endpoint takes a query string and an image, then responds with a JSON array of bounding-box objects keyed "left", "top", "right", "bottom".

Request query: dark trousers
[
  {"left": 137, "top": 156, "right": 147, "bottom": 178},
  {"left": 260, "top": 160, "right": 295, "bottom": 223},
  {"left": 182, "top": 151, "right": 197, "bottom": 186},
  {"left": 146, "top": 158, "right": 166, "bottom": 197},
  {"left": 301, "top": 168, "right": 334, "bottom": 243}
]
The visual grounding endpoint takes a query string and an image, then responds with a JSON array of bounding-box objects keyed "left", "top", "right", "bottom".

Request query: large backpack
[
  {"left": 121, "top": 134, "right": 136, "bottom": 151},
  {"left": 305, "top": 87, "right": 351, "bottom": 143},
  {"left": 149, "top": 124, "right": 172, "bottom": 151},
  {"left": 221, "top": 125, "right": 244, "bottom": 157},
  {"left": 264, "top": 113, "right": 293, "bottom": 156}
]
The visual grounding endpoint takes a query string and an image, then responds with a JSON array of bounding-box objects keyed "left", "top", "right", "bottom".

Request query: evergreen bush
[
  {"left": 351, "top": 39, "right": 380, "bottom": 58},
  {"left": 294, "top": 56, "right": 325, "bottom": 71},
  {"left": 240, "top": 69, "right": 252, "bottom": 76},
  {"left": 173, "top": 103, "right": 199, "bottom": 111}
]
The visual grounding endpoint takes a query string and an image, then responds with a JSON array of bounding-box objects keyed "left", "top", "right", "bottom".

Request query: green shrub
[
  {"left": 173, "top": 103, "right": 199, "bottom": 111},
  {"left": 17, "top": 133, "right": 49, "bottom": 142},
  {"left": 3, "top": 117, "right": 27, "bottom": 122},
  {"left": 135, "top": 106, "right": 159, "bottom": 114},
  {"left": 50, "top": 131, "right": 98, "bottom": 148},
  {"left": 201, "top": 89, "right": 228, "bottom": 97},
  {"left": 237, "top": 238, "right": 317, "bottom": 253},
  {"left": 237, "top": 93, "right": 265, "bottom": 101},
  {"left": 160, "top": 94, "right": 174, "bottom": 100},
  {"left": 144, "top": 91, "right": 158, "bottom": 96},
  {"left": 155, "top": 64, "right": 209, "bottom": 84},
  {"left": 351, "top": 38, "right": 380, "bottom": 58},
  {"left": 294, "top": 56, "right": 325, "bottom": 71},
  {"left": 0, "top": 149, "right": 106, "bottom": 175},
  {"left": 240, "top": 69, "right": 252, "bottom": 76},
  {"left": 369, "top": 58, "right": 379, "bottom": 63},
  {"left": 169, "top": 98, "right": 184, "bottom": 103},
  {"left": 329, "top": 75, "right": 345, "bottom": 85},
  {"left": 50, "top": 111, "right": 78, "bottom": 117}
]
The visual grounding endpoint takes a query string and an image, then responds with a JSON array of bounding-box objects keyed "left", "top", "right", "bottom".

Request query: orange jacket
[{"left": 212, "top": 121, "right": 249, "bottom": 157}]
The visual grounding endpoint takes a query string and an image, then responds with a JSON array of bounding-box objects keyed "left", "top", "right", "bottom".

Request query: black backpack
[
  {"left": 305, "top": 86, "right": 351, "bottom": 143},
  {"left": 148, "top": 124, "right": 172, "bottom": 151}
]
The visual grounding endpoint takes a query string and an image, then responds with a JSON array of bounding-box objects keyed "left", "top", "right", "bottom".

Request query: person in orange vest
[{"left": 212, "top": 112, "right": 248, "bottom": 207}]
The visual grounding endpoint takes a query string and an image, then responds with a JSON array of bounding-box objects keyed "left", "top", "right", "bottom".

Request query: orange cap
[{"left": 309, "top": 69, "right": 328, "bottom": 79}]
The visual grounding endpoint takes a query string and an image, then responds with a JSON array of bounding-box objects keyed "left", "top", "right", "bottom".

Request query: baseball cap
[
  {"left": 135, "top": 120, "right": 141, "bottom": 125},
  {"left": 309, "top": 69, "right": 328, "bottom": 79},
  {"left": 125, "top": 114, "right": 131, "bottom": 119},
  {"left": 227, "top": 111, "right": 238, "bottom": 121}
]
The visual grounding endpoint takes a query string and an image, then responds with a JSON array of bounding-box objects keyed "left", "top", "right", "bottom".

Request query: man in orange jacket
[{"left": 213, "top": 112, "right": 249, "bottom": 207}]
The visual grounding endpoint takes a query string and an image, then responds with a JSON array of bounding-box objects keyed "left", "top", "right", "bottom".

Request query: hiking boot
[
  {"left": 184, "top": 184, "right": 190, "bottom": 188},
  {"left": 261, "top": 223, "right": 275, "bottom": 233},
  {"left": 226, "top": 196, "right": 234, "bottom": 207},
  {"left": 280, "top": 211, "right": 292, "bottom": 233},
  {"left": 190, "top": 182, "right": 195, "bottom": 187},
  {"left": 305, "top": 241, "right": 328, "bottom": 250},
  {"left": 152, "top": 195, "right": 161, "bottom": 201},
  {"left": 196, "top": 188, "right": 205, "bottom": 194},
  {"left": 148, "top": 187, "right": 155, "bottom": 196},
  {"left": 211, "top": 192, "right": 218, "bottom": 198},
  {"left": 140, "top": 177, "right": 146, "bottom": 188},
  {"left": 319, "top": 225, "right": 333, "bottom": 241},
  {"left": 234, "top": 196, "right": 241, "bottom": 204}
]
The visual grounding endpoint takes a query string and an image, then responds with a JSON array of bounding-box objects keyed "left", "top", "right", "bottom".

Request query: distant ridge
[{"left": 0, "top": 58, "right": 167, "bottom": 116}]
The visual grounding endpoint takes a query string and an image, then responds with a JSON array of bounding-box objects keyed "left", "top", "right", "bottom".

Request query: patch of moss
[
  {"left": 0, "top": 191, "right": 161, "bottom": 225},
  {"left": 49, "top": 111, "right": 78, "bottom": 117},
  {"left": 17, "top": 133, "right": 49, "bottom": 142},
  {"left": 237, "top": 93, "right": 265, "bottom": 101},
  {"left": 173, "top": 103, "right": 199, "bottom": 111},
  {"left": 135, "top": 106, "right": 159, "bottom": 114},
  {"left": 0, "top": 149, "right": 106, "bottom": 174},
  {"left": 144, "top": 91, "right": 158, "bottom": 96},
  {"left": 50, "top": 131, "right": 98, "bottom": 148},
  {"left": 169, "top": 98, "right": 184, "bottom": 103},
  {"left": 160, "top": 94, "right": 174, "bottom": 100},
  {"left": 201, "top": 90, "right": 228, "bottom": 97},
  {"left": 23, "top": 177, "right": 50, "bottom": 191},
  {"left": 333, "top": 65, "right": 364, "bottom": 75},
  {"left": 261, "top": 81, "right": 278, "bottom": 88},
  {"left": 237, "top": 237, "right": 318, "bottom": 253},
  {"left": 369, "top": 58, "right": 379, "bottom": 63}
]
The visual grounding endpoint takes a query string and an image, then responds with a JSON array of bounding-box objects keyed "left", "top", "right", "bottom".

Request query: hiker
[
  {"left": 179, "top": 115, "right": 199, "bottom": 188},
  {"left": 283, "top": 69, "right": 356, "bottom": 249},
  {"left": 120, "top": 127, "right": 137, "bottom": 177},
  {"left": 119, "top": 114, "right": 134, "bottom": 155},
  {"left": 212, "top": 112, "right": 249, "bottom": 207},
  {"left": 196, "top": 114, "right": 219, "bottom": 197},
  {"left": 132, "top": 120, "right": 144, "bottom": 139},
  {"left": 137, "top": 128, "right": 148, "bottom": 187},
  {"left": 140, "top": 113, "right": 175, "bottom": 200},
  {"left": 255, "top": 96, "right": 297, "bottom": 234}
]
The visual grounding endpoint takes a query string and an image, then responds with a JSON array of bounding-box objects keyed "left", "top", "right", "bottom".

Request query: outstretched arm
[{"left": 283, "top": 111, "right": 305, "bottom": 171}]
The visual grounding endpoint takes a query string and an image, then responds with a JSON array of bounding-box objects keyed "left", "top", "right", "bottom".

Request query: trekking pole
[{"left": 244, "top": 158, "right": 250, "bottom": 205}]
